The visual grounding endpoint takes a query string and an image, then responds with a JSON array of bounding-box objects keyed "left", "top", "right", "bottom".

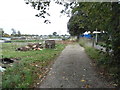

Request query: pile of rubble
[
  {"left": 0, "top": 66, "right": 6, "bottom": 72},
  {"left": 16, "top": 43, "right": 44, "bottom": 51},
  {"left": 0, "top": 57, "right": 20, "bottom": 72},
  {"left": 0, "top": 58, "right": 16, "bottom": 64},
  {"left": 16, "top": 40, "right": 56, "bottom": 51}
]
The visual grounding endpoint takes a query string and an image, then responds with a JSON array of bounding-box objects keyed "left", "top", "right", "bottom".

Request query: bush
[{"left": 85, "top": 47, "right": 100, "bottom": 60}]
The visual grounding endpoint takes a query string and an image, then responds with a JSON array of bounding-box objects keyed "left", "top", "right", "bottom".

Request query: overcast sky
[{"left": 0, "top": 0, "right": 70, "bottom": 35}]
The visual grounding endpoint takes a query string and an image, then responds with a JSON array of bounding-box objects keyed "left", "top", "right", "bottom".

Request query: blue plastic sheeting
[{"left": 80, "top": 34, "right": 92, "bottom": 39}]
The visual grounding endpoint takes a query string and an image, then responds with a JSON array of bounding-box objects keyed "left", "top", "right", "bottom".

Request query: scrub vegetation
[{"left": 79, "top": 40, "right": 119, "bottom": 87}]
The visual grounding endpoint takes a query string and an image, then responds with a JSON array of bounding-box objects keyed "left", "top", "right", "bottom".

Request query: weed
[{"left": 2, "top": 42, "right": 66, "bottom": 88}]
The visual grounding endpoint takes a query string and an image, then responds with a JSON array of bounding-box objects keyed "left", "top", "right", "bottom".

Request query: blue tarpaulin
[{"left": 80, "top": 34, "right": 92, "bottom": 39}]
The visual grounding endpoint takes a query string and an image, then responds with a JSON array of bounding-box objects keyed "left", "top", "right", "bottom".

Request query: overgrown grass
[
  {"left": 79, "top": 39, "right": 119, "bottom": 86},
  {"left": 1, "top": 42, "right": 66, "bottom": 88},
  {"left": 85, "top": 47, "right": 110, "bottom": 65},
  {"left": 79, "top": 40, "right": 109, "bottom": 65},
  {"left": 96, "top": 42, "right": 112, "bottom": 48},
  {"left": 85, "top": 47, "right": 100, "bottom": 60},
  {"left": 79, "top": 39, "right": 110, "bottom": 64}
]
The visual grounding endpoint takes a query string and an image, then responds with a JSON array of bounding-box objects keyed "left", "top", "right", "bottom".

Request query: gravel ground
[{"left": 39, "top": 44, "right": 113, "bottom": 88}]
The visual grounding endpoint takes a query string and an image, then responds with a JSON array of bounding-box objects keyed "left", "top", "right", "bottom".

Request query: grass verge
[
  {"left": 1, "top": 42, "right": 66, "bottom": 88},
  {"left": 79, "top": 40, "right": 119, "bottom": 87}
]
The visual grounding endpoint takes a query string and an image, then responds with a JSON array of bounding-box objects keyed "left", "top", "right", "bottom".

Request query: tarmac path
[{"left": 39, "top": 44, "right": 112, "bottom": 88}]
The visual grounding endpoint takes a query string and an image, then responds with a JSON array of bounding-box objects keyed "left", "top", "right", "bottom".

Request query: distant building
[
  {"left": 0, "top": 37, "right": 11, "bottom": 43},
  {"left": 0, "top": 37, "right": 11, "bottom": 40}
]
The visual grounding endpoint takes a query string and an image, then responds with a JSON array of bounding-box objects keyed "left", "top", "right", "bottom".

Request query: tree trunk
[{"left": 76, "top": 34, "right": 80, "bottom": 42}]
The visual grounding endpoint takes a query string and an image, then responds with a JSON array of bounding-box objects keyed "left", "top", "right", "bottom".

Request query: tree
[
  {"left": 110, "top": 3, "right": 120, "bottom": 85},
  {"left": 11, "top": 28, "right": 17, "bottom": 36},
  {"left": 24, "top": 0, "right": 75, "bottom": 23},
  {"left": 67, "top": 2, "right": 120, "bottom": 86},
  {"left": 48, "top": 34, "right": 52, "bottom": 38},
  {"left": 17, "top": 31, "right": 21, "bottom": 37},
  {"left": 3, "top": 33, "right": 11, "bottom": 37},
  {"left": 67, "top": 10, "right": 87, "bottom": 40},
  {"left": 53, "top": 32, "right": 57, "bottom": 36},
  {"left": 0, "top": 28, "right": 4, "bottom": 37}
]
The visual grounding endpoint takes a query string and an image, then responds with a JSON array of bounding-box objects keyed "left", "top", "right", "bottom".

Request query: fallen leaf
[
  {"left": 73, "top": 73, "right": 76, "bottom": 75},
  {"left": 81, "top": 80, "right": 86, "bottom": 82},
  {"left": 84, "top": 84, "right": 90, "bottom": 88},
  {"left": 35, "top": 65, "right": 38, "bottom": 67},
  {"left": 37, "top": 83, "right": 39, "bottom": 85},
  {"left": 39, "top": 75, "right": 42, "bottom": 78},
  {"left": 62, "top": 76, "right": 65, "bottom": 79},
  {"left": 52, "top": 72, "right": 55, "bottom": 74},
  {"left": 65, "top": 78, "right": 68, "bottom": 80},
  {"left": 84, "top": 68, "right": 87, "bottom": 70},
  {"left": 113, "top": 84, "right": 118, "bottom": 86}
]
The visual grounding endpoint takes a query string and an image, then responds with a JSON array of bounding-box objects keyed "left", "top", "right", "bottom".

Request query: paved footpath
[{"left": 39, "top": 44, "right": 112, "bottom": 88}]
